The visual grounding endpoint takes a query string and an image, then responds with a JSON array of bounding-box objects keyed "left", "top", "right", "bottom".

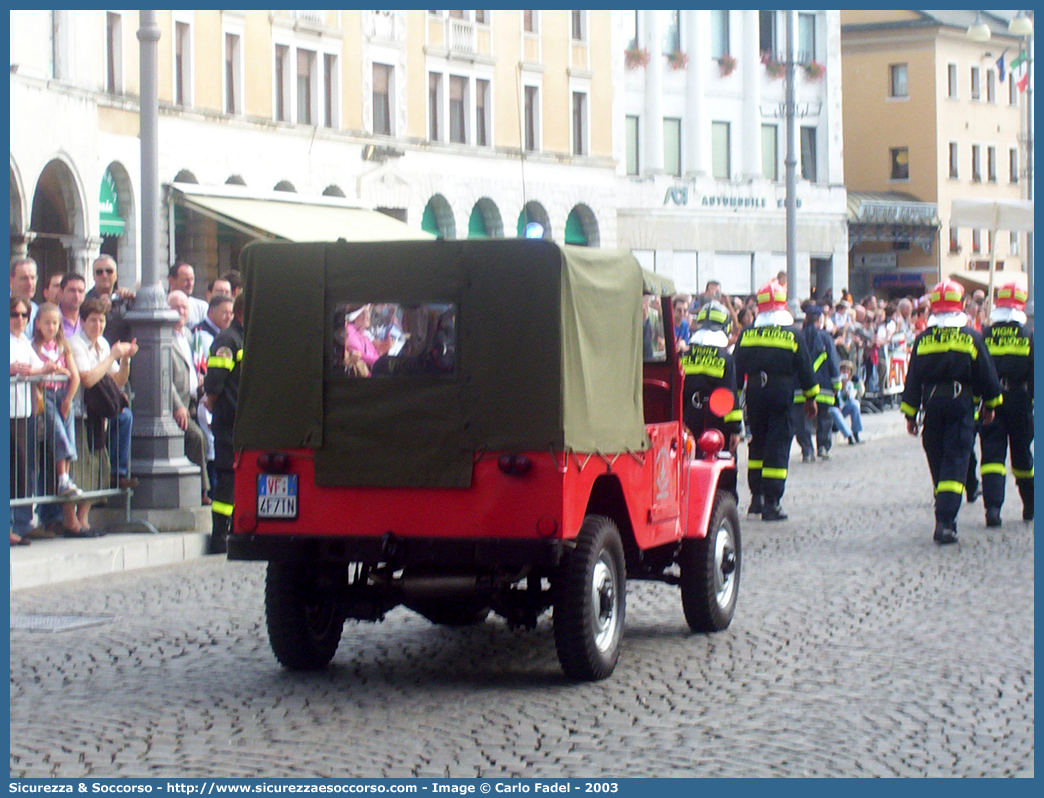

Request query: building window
[
  {"left": 890, "top": 146, "right": 909, "bottom": 180},
  {"left": 947, "top": 63, "right": 957, "bottom": 98},
  {"left": 297, "top": 49, "right": 315, "bottom": 125},
  {"left": 274, "top": 45, "right": 289, "bottom": 122},
  {"left": 662, "top": 11, "right": 680, "bottom": 55},
  {"left": 106, "top": 12, "right": 122, "bottom": 94},
  {"left": 987, "top": 146, "right": 997, "bottom": 182},
  {"left": 758, "top": 11, "right": 774, "bottom": 56},
  {"left": 174, "top": 21, "right": 191, "bottom": 106},
  {"left": 987, "top": 230, "right": 994, "bottom": 253},
  {"left": 712, "top": 121, "right": 730, "bottom": 180},
  {"left": 949, "top": 142, "right": 959, "bottom": 179},
  {"left": 428, "top": 72, "right": 442, "bottom": 141},
  {"left": 971, "top": 144, "right": 981, "bottom": 181},
  {"left": 224, "top": 32, "right": 241, "bottom": 114},
  {"left": 761, "top": 125, "right": 778, "bottom": 181},
  {"left": 798, "top": 13, "right": 815, "bottom": 63},
  {"left": 524, "top": 85, "right": 539, "bottom": 152},
  {"left": 1010, "top": 230, "right": 1020, "bottom": 255},
  {"left": 1009, "top": 72, "right": 1018, "bottom": 105},
  {"left": 449, "top": 75, "right": 468, "bottom": 144},
  {"left": 970, "top": 66, "right": 980, "bottom": 100},
  {"left": 624, "top": 11, "right": 638, "bottom": 49},
  {"left": 1010, "top": 148, "right": 1019, "bottom": 183},
  {"left": 572, "top": 91, "right": 588, "bottom": 156},
  {"left": 663, "top": 117, "right": 681, "bottom": 176},
  {"left": 712, "top": 10, "right": 730, "bottom": 60},
  {"left": 625, "top": 115, "right": 639, "bottom": 176},
  {"left": 801, "top": 127, "right": 818, "bottom": 182},
  {"left": 523, "top": 10, "right": 537, "bottom": 34},
  {"left": 890, "top": 64, "right": 908, "bottom": 98},
  {"left": 323, "top": 53, "right": 338, "bottom": 128},
  {"left": 986, "top": 69, "right": 996, "bottom": 102},
  {"left": 474, "top": 10, "right": 487, "bottom": 25},
  {"left": 373, "top": 63, "right": 392, "bottom": 136},
  {"left": 972, "top": 229, "right": 981, "bottom": 253},
  {"left": 571, "top": 11, "right": 585, "bottom": 42},
  {"left": 476, "top": 78, "right": 490, "bottom": 147},
  {"left": 949, "top": 227, "right": 960, "bottom": 254}
]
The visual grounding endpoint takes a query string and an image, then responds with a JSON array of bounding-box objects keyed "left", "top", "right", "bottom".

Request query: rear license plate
[{"left": 257, "top": 474, "right": 298, "bottom": 519}]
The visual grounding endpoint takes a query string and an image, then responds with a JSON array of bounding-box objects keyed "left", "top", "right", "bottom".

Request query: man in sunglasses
[{"left": 86, "top": 254, "right": 135, "bottom": 344}]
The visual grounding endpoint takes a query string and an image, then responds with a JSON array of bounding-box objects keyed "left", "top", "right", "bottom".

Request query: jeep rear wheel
[
  {"left": 553, "top": 515, "right": 626, "bottom": 681},
  {"left": 265, "top": 562, "right": 345, "bottom": 670},
  {"left": 680, "top": 490, "right": 740, "bottom": 633}
]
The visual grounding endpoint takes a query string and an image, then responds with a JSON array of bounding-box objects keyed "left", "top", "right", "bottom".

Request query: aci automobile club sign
[{"left": 663, "top": 186, "right": 798, "bottom": 209}]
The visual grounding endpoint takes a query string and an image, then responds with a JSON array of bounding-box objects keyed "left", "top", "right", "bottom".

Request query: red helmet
[
  {"left": 995, "top": 282, "right": 1028, "bottom": 310},
  {"left": 755, "top": 280, "right": 788, "bottom": 312},
  {"left": 928, "top": 279, "right": 964, "bottom": 314}
]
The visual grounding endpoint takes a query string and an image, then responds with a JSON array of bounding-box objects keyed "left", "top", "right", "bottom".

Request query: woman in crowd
[
  {"left": 9, "top": 296, "right": 57, "bottom": 545},
  {"left": 68, "top": 297, "right": 137, "bottom": 537}
]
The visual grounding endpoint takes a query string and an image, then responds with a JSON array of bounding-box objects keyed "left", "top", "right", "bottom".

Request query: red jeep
[{"left": 228, "top": 239, "right": 739, "bottom": 680}]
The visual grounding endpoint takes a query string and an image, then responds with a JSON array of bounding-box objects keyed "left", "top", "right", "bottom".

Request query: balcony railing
[{"left": 449, "top": 18, "right": 476, "bottom": 53}]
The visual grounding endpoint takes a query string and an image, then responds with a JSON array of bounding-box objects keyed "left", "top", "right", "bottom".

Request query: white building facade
[{"left": 613, "top": 9, "right": 849, "bottom": 300}]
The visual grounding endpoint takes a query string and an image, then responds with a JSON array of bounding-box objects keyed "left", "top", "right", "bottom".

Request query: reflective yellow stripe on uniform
[
  {"left": 762, "top": 467, "right": 787, "bottom": 480},
  {"left": 682, "top": 361, "right": 726, "bottom": 378},
  {"left": 739, "top": 335, "right": 798, "bottom": 352},
  {"left": 832, "top": 381, "right": 842, "bottom": 392},
  {"left": 986, "top": 341, "right": 1031, "bottom": 356},
  {"left": 985, "top": 394, "right": 1003, "bottom": 408},
  {"left": 916, "top": 338, "right": 977, "bottom": 358},
  {"left": 901, "top": 401, "right": 918, "bottom": 418},
  {"left": 804, "top": 384, "right": 820, "bottom": 399},
  {"left": 748, "top": 459, "right": 763, "bottom": 471},
  {"left": 1012, "top": 466, "right": 1035, "bottom": 479},
  {"left": 212, "top": 500, "right": 235, "bottom": 517},
  {"left": 236, "top": 349, "right": 243, "bottom": 361},
  {"left": 813, "top": 352, "right": 828, "bottom": 372},
  {"left": 724, "top": 409, "right": 743, "bottom": 423},
  {"left": 934, "top": 481, "right": 966, "bottom": 495},
  {"left": 980, "top": 463, "right": 1007, "bottom": 476},
  {"left": 208, "top": 356, "right": 234, "bottom": 371}
]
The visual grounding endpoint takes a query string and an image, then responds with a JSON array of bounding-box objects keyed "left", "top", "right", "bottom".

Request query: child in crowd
[
  {"left": 32, "top": 303, "right": 82, "bottom": 498},
  {"left": 830, "top": 359, "right": 864, "bottom": 445}
]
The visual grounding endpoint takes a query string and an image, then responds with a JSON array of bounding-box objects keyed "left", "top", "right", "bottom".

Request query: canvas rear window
[{"left": 332, "top": 301, "right": 457, "bottom": 379}]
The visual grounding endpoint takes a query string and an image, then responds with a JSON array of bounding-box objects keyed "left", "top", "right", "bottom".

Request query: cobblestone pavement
[{"left": 9, "top": 424, "right": 1034, "bottom": 778}]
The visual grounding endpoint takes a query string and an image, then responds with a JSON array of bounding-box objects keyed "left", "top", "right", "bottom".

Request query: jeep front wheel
[
  {"left": 680, "top": 490, "right": 741, "bottom": 633},
  {"left": 553, "top": 515, "right": 626, "bottom": 681},
  {"left": 265, "top": 561, "right": 345, "bottom": 670}
]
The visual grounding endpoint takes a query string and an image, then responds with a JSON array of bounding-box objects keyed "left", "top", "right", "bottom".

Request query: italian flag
[{"left": 1010, "top": 50, "right": 1030, "bottom": 93}]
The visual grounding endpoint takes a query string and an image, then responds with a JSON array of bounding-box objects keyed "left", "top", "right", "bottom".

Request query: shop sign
[
  {"left": 99, "top": 169, "right": 125, "bottom": 236},
  {"left": 664, "top": 186, "right": 791, "bottom": 209}
]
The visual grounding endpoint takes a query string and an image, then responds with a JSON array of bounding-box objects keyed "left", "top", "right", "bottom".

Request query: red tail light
[
  {"left": 257, "top": 452, "right": 290, "bottom": 473},
  {"left": 498, "top": 454, "right": 532, "bottom": 476},
  {"left": 696, "top": 429, "right": 725, "bottom": 460}
]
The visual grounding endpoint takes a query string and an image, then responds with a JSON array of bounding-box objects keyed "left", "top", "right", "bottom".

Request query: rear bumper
[{"left": 227, "top": 532, "right": 567, "bottom": 568}]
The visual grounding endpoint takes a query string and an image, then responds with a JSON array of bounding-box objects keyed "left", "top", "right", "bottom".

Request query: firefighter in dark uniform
[
  {"left": 203, "top": 292, "right": 245, "bottom": 554},
  {"left": 681, "top": 300, "right": 743, "bottom": 452},
  {"left": 735, "top": 281, "right": 818, "bottom": 521},
  {"left": 901, "top": 280, "right": 1003, "bottom": 544},
  {"left": 979, "top": 282, "right": 1033, "bottom": 525},
  {"left": 792, "top": 302, "right": 842, "bottom": 462}
]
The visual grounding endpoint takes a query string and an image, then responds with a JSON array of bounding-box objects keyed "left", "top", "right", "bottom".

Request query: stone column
[
  {"left": 684, "top": 10, "right": 708, "bottom": 177},
  {"left": 643, "top": 9, "right": 664, "bottom": 174}
]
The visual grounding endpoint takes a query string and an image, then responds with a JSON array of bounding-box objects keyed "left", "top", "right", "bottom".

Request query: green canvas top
[{"left": 235, "top": 239, "right": 674, "bottom": 488}]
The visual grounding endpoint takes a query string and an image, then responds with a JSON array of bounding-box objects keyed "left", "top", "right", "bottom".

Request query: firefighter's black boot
[
  {"left": 761, "top": 502, "right": 788, "bottom": 522},
  {"left": 985, "top": 507, "right": 1002, "bottom": 528},
  {"left": 747, "top": 494, "right": 764, "bottom": 516},
  {"left": 933, "top": 521, "right": 958, "bottom": 545},
  {"left": 210, "top": 514, "right": 230, "bottom": 554}
]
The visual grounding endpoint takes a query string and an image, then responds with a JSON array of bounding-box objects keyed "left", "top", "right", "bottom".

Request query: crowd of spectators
[
  {"left": 9, "top": 254, "right": 241, "bottom": 543},
  {"left": 677, "top": 277, "right": 1001, "bottom": 443}
]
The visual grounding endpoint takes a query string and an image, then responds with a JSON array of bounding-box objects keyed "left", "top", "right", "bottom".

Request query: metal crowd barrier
[{"left": 9, "top": 373, "right": 157, "bottom": 534}]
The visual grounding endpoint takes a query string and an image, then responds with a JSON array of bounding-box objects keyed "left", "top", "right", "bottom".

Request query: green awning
[
  {"left": 564, "top": 209, "right": 587, "bottom": 246},
  {"left": 467, "top": 206, "right": 488, "bottom": 239},
  {"left": 99, "top": 169, "right": 125, "bottom": 237},
  {"left": 421, "top": 203, "right": 440, "bottom": 237}
]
